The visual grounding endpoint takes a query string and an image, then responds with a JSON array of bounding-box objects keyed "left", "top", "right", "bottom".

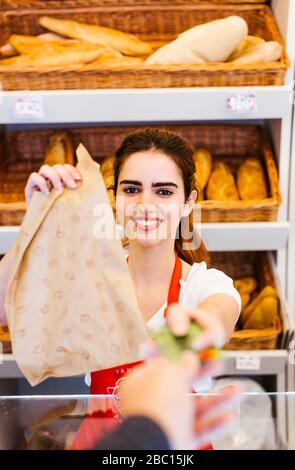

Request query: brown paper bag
[{"left": 4, "top": 144, "right": 149, "bottom": 386}]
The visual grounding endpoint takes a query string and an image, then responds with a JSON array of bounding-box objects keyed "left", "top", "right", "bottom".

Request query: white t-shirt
[
  {"left": 85, "top": 261, "right": 241, "bottom": 388},
  {"left": 146, "top": 261, "right": 241, "bottom": 330}
]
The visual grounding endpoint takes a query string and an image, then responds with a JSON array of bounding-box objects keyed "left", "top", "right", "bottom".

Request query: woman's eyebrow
[
  {"left": 152, "top": 182, "right": 178, "bottom": 188},
  {"left": 119, "top": 180, "right": 178, "bottom": 188},
  {"left": 120, "top": 180, "right": 142, "bottom": 186}
]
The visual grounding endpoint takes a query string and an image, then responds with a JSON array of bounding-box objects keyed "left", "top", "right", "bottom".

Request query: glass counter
[{"left": 0, "top": 389, "right": 294, "bottom": 450}]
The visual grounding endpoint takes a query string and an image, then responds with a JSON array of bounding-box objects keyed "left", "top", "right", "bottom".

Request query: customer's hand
[
  {"left": 119, "top": 354, "right": 242, "bottom": 449},
  {"left": 24, "top": 164, "right": 82, "bottom": 207}
]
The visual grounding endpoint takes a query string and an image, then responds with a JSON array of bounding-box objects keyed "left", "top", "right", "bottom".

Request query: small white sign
[
  {"left": 227, "top": 93, "right": 257, "bottom": 114},
  {"left": 13, "top": 96, "right": 44, "bottom": 119},
  {"left": 236, "top": 354, "right": 261, "bottom": 371}
]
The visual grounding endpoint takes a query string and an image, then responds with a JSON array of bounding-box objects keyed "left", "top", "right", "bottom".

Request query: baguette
[
  {"left": 0, "top": 43, "right": 106, "bottom": 67},
  {"left": 9, "top": 34, "right": 80, "bottom": 54},
  {"left": 232, "top": 41, "right": 282, "bottom": 65},
  {"left": 39, "top": 16, "right": 153, "bottom": 57},
  {"left": 88, "top": 50, "right": 144, "bottom": 67},
  {"left": 227, "top": 35, "right": 265, "bottom": 62},
  {"left": 0, "top": 33, "right": 71, "bottom": 58}
]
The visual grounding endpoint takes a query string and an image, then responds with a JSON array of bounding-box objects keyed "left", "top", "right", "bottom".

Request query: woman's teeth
[{"left": 134, "top": 218, "right": 162, "bottom": 229}]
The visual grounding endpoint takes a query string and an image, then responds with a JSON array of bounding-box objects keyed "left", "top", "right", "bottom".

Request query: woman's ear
[{"left": 182, "top": 190, "right": 198, "bottom": 217}]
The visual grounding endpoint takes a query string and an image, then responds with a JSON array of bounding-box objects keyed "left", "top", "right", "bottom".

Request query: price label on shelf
[
  {"left": 236, "top": 354, "right": 261, "bottom": 371},
  {"left": 227, "top": 93, "right": 257, "bottom": 114},
  {"left": 13, "top": 96, "right": 44, "bottom": 119}
]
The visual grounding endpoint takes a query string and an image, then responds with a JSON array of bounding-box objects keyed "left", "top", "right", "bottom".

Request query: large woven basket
[
  {"left": 0, "top": 124, "right": 280, "bottom": 225},
  {"left": 0, "top": 4, "right": 288, "bottom": 90},
  {"left": 0, "top": 0, "right": 269, "bottom": 7},
  {"left": 211, "top": 251, "right": 284, "bottom": 350},
  {"left": 195, "top": 125, "right": 281, "bottom": 222}
]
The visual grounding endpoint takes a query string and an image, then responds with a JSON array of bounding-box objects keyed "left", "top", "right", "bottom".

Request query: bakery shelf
[
  {"left": 0, "top": 351, "right": 288, "bottom": 379},
  {"left": 222, "top": 350, "right": 288, "bottom": 376},
  {"left": 0, "top": 226, "right": 19, "bottom": 255},
  {"left": 0, "top": 355, "right": 22, "bottom": 379},
  {"left": 200, "top": 222, "right": 289, "bottom": 252},
  {"left": 0, "top": 222, "right": 290, "bottom": 255},
  {"left": 0, "top": 86, "right": 293, "bottom": 125}
]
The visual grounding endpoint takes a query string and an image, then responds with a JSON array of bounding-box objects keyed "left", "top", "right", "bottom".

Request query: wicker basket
[
  {"left": 0, "top": 1, "right": 269, "bottom": 8},
  {"left": 0, "top": 4, "right": 288, "bottom": 90},
  {"left": 0, "top": 326, "right": 11, "bottom": 354},
  {"left": 0, "top": 124, "right": 280, "bottom": 225},
  {"left": 211, "top": 251, "right": 283, "bottom": 350},
  {"left": 196, "top": 125, "right": 281, "bottom": 222}
]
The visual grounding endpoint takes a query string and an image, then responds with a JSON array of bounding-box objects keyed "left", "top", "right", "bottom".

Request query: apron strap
[{"left": 164, "top": 252, "right": 182, "bottom": 318}]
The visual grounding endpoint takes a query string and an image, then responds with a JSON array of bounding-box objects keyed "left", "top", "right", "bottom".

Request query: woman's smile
[{"left": 132, "top": 216, "right": 164, "bottom": 232}]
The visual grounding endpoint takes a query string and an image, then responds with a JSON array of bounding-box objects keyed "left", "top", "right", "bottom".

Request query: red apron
[
  {"left": 89, "top": 251, "right": 181, "bottom": 395},
  {"left": 71, "top": 252, "right": 212, "bottom": 449}
]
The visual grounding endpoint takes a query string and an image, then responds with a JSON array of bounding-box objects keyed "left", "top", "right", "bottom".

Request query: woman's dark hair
[{"left": 113, "top": 127, "right": 210, "bottom": 266}]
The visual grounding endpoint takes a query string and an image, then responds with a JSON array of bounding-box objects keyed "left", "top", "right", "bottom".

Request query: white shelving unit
[
  {"left": 0, "top": 0, "right": 294, "bottom": 447},
  {"left": 0, "top": 350, "right": 288, "bottom": 379},
  {"left": 0, "top": 86, "right": 292, "bottom": 123},
  {"left": 0, "top": 221, "right": 290, "bottom": 255}
]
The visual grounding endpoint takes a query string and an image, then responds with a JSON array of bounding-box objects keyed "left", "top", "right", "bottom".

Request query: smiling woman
[{"left": 0, "top": 127, "right": 241, "bottom": 399}]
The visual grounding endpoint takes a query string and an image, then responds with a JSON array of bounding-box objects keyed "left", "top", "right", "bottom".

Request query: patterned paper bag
[{"left": 4, "top": 144, "right": 149, "bottom": 386}]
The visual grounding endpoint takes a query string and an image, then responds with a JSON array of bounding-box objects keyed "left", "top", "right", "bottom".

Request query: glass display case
[{"left": 0, "top": 390, "right": 294, "bottom": 450}]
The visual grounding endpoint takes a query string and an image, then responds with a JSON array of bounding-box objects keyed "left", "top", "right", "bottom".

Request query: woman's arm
[
  {"left": 0, "top": 244, "right": 16, "bottom": 326},
  {"left": 193, "top": 294, "right": 239, "bottom": 349},
  {"left": 167, "top": 293, "right": 240, "bottom": 351}
]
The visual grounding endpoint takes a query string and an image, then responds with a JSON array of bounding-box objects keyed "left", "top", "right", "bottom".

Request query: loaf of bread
[
  {"left": 193, "top": 147, "right": 212, "bottom": 191},
  {"left": 87, "top": 49, "right": 124, "bottom": 66},
  {"left": 0, "top": 42, "right": 16, "bottom": 58},
  {"left": 237, "top": 158, "right": 267, "bottom": 200},
  {"left": 39, "top": 16, "right": 153, "bottom": 57},
  {"left": 0, "top": 33, "right": 68, "bottom": 58},
  {"left": 243, "top": 296, "right": 279, "bottom": 329},
  {"left": 206, "top": 162, "right": 239, "bottom": 201},
  {"left": 227, "top": 35, "right": 265, "bottom": 62},
  {"left": 100, "top": 156, "right": 115, "bottom": 210},
  {"left": 145, "top": 16, "right": 248, "bottom": 65},
  {"left": 100, "top": 155, "right": 115, "bottom": 179},
  {"left": 234, "top": 277, "right": 257, "bottom": 295},
  {"left": 241, "top": 285, "right": 278, "bottom": 328},
  {"left": 232, "top": 41, "right": 282, "bottom": 65},
  {"left": 0, "top": 42, "right": 106, "bottom": 67},
  {"left": 8, "top": 34, "right": 80, "bottom": 54},
  {"left": 240, "top": 293, "right": 251, "bottom": 311},
  {"left": 89, "top": 50, "right": 145, "bottom": 67},
  {"left": 44, "top": 131, "right": 74, "bottom": 166}
]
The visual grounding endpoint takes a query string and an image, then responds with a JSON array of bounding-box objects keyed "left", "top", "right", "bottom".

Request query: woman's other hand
[{"left": 24, "top": 164, "right": 82, "bottom": 207}]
